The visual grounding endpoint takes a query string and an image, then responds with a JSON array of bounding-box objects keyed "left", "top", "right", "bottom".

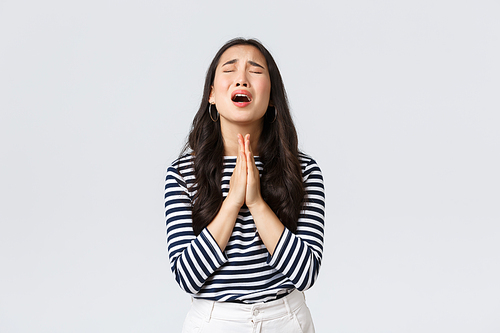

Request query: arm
[
  {"left": 266, "top": 158, "right": 325, "bottom": 291},
  {"left": 243, "top": 134, "right": 325, "bottom": 291},
  {"left": 165, "top": 151, "right": 248, "bottom": 294},
  {"left": 243, "top": 134, "right": 285, "bottom": 255},
  {"left": 165, "top": 162, "right": 228, "bottom": 294},
  {"left": 207, "top": 136, "right": 247, "bottom": 251}
]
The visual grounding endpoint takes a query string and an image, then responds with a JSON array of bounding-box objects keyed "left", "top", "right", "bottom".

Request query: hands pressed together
[
  {"left": 208, "top": 133, "right": 284, "bottom": 254},
  {"left": 226, "top": 133, "right": 263, "bottom": 210}
]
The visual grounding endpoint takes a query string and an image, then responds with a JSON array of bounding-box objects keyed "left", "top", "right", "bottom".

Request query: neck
[{"left": 220, "top": 119, "right": 263, "bottom": 156}]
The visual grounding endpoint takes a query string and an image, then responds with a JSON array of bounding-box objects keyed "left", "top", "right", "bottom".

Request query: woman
[{"left": 165, "top": 38, "right": 325, "bottom": 333}]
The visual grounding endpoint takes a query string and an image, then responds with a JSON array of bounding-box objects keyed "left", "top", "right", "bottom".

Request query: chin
[{"left": 224, "top": 115, "right": 264, "bottom": 125}]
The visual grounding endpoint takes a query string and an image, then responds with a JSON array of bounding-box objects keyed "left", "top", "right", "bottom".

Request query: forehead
[{"left": 218, "top": 45, "right": 267, "bottom": 67}]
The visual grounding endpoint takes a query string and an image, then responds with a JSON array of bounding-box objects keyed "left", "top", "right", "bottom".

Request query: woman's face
[{"left": 209, "top": 45, "right": 271, "bottom": 127}]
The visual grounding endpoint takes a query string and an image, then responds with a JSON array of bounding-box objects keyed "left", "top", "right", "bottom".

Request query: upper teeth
[{"left": 235, "top": 94, "right": 250, "bottom": 101}]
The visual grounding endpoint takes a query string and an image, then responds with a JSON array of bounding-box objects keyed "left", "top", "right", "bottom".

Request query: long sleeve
[
  {"left": 164, "top": 161, "right": 228, "bottom": 295},
  {"left": 266, "top": 157, "right": 325, "bottom": 291},
  {"left": 165, "top": 154, "right": 325, "bottom": 303}
]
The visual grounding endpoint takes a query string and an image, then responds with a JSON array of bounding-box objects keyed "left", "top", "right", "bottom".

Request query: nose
[{"left": 235, "top": 71, "right": 249, "bottom": 87}]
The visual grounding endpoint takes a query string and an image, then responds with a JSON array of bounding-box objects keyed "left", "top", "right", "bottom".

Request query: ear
[{"left": 209, "top": 86, "right": 215, "bottom": 104}]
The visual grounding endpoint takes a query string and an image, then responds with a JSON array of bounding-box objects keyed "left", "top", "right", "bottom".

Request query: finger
[
  {"left": 244, "top": 135, "right": 261, "bottom": 206},
  {"left": 245, "top": 134, "right": 252, "bottom": 160},
  {"left": 235, "top": 134, "right": 244, "bottom": 166},
  {"left": 246, "top": 151, "right": 256, "bottom": 197},
  {"left": 245, "top": 134, "right": 256, "bottom": 167},
  {"left": 238, "top": 133, "right": 245, "bottom": 153},
  {"left": 236, "top": 135, "right": 241, "bottom": 158},
  {"left": 241, "top": 134, "right": 247, "bottom": 162},
  {"left": 240, "top": 151, "right": 247, "bottom": 174},
  {"left": 236, "top": 134, "right": 247, "bottom": 174},
  {"left": 244, "top": 134, "right": 251, "bottom": 154}
]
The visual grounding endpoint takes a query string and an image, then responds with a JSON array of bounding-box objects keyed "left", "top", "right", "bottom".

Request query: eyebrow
[
  {"left": 248, "top": 60, "right": 265, "bottom": 69},
  {"left": 221, "top": 59, "right": 265, "bottom": 69}
]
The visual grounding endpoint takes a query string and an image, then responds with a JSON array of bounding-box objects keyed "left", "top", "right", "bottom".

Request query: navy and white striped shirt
[{"left": 165, "top": 153, "right": 325, "bottom": 303}]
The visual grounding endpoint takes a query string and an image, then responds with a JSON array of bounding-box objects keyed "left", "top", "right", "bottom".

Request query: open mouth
[
  {"left": 231, "top": 90, "right": 253, "bottom": 106},
  {"left": 232, "top": 94, "right": 251, "bottom": 103}
]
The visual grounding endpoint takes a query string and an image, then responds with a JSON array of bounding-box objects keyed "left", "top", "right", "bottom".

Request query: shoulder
[
  {"left": 298, "top": 152, "right": 323, "bottom": 182},
  {"left": 298, "top": 152, "right": 322, "bottom": 172},
  {"left": 168, "top": 153, "right": 194, "bottom": 174},
  {"left": 166, "top": 153, "right": 195, "bottom": 188}
]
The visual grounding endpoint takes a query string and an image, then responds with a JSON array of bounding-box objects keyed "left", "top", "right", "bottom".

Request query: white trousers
[{"left": 181, "top": 290, "right": 315, "bottom": 333}]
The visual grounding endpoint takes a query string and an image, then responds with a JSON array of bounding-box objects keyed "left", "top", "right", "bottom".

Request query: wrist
[
  {"left": 223, "top": 195, "right": 244, "bottom": 211},
  {"left": 246, "top": 197, "right": 266, "bottom": 212}
]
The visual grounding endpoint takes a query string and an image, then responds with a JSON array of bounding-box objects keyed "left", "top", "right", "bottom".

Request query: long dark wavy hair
[{"left": 182, "top": 38, "right": 305, "bottom": 236}]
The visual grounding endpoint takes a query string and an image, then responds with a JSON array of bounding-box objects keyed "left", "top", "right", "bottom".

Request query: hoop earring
[
  {"left": 209, "top": 103, "right": 219, "bottom": 122},
  {"left": 268, "top": 106, "right": 277, "bottom": 123}
]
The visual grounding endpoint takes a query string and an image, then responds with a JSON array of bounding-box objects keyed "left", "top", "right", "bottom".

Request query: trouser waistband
[{"left": 191, "top": 290, "right": 306, "bottom": 322}]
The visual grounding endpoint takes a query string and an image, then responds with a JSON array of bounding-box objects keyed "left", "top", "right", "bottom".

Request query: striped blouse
[{"left": 164, "top": 153, "right": 325, "bottom": 303}]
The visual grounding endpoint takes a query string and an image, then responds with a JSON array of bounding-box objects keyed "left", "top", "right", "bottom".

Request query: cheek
[
  {"left": 262, "top": 78, "right": 271, "bottom": 97},
  {"left": 212, "top": 76, "right": 230, "bottom": 97},
  {"left": 257, "top": 80, "right": 271, "bottom": 102}
]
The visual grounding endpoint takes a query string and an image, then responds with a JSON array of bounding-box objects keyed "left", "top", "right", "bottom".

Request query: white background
[{"left": 1, "top": 0, "right": 499, "bottom": 332}]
